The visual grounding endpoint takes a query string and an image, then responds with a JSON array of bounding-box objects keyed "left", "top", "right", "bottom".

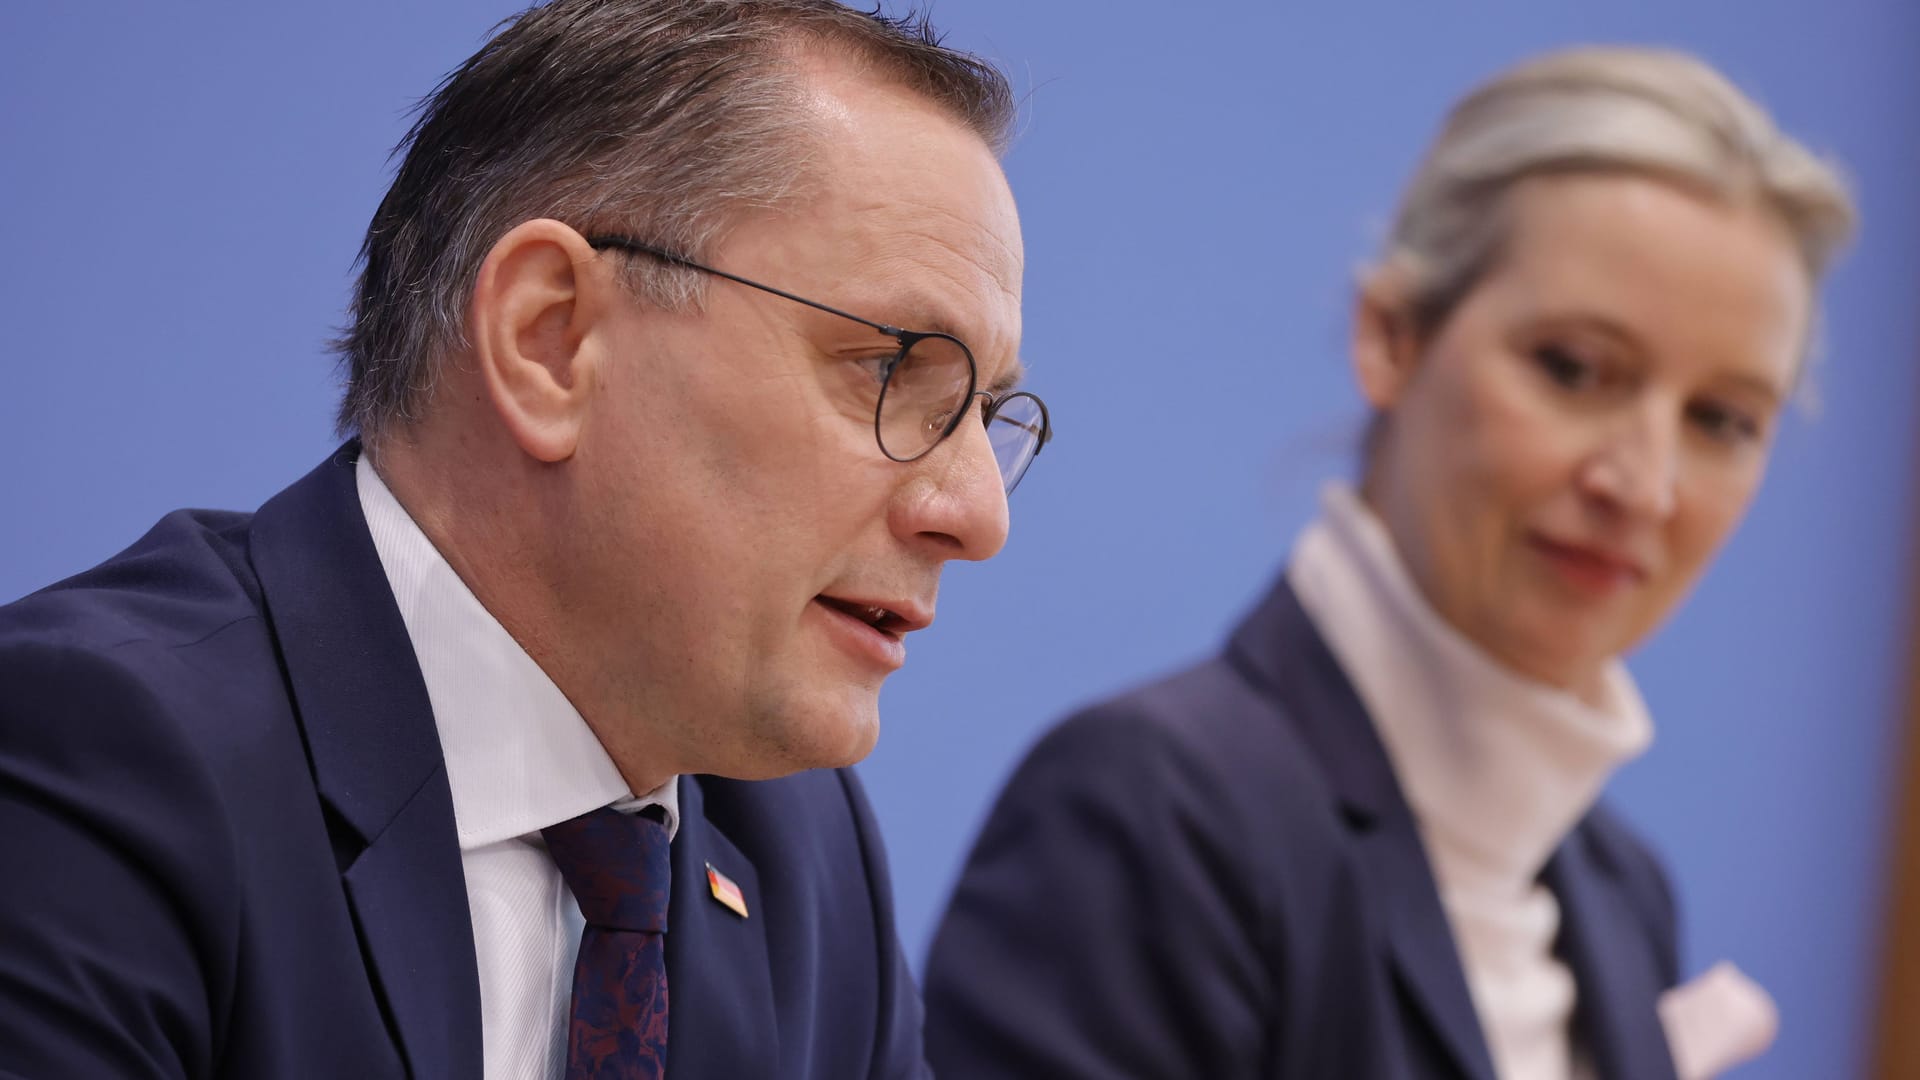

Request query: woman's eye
[
  {"left": 1687, "top": 399, "right": 1763, "bottom": 445},
  {"left": 1533, "top": 343, "right": 1598, "bottom": 391}
]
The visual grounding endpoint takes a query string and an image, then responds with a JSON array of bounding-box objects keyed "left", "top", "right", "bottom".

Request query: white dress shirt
[
  {"left": 357, "top": 456, "right": 680, "bottom": 1080},
  {"left": 1288, "top": 484, "right": 1774, "bottom": 1080}
]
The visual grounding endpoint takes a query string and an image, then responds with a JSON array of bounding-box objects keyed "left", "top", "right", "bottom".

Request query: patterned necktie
[{"left": 541, "top": 806, "right": 673, "bottom": 1080}]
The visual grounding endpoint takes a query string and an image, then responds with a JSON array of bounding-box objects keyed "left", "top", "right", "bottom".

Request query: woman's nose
[{"left": 1577, "top": 409, "right": 1680, "bottom": 522}]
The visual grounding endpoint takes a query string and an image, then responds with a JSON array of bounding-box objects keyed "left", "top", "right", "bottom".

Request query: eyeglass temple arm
[
  {"left": 592, "top": 233, "right": 1048, "bottom": 453},
  {"left": 585, "top": 235, "right": 904, "bottom": 339}
]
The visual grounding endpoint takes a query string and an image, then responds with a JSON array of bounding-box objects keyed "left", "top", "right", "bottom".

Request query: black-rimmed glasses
[{"left": 586, "top": 235, "right": 1051, "bottom": 495}]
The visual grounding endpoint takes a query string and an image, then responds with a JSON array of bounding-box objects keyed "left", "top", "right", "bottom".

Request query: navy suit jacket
[
  {"left": 924, "top": 576, "right": 1681, "bottom": 1079},
  {"left": 0, "top": 445, "right": 928, "bottom": 1080}
]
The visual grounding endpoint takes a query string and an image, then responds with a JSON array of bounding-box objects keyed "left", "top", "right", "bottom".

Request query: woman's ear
[
  {"left": 468, "top": 218, "right": 608, "bottom": 463},
  {"left": 1350, "top": 263, "right": 1422, "bottom": 411}
]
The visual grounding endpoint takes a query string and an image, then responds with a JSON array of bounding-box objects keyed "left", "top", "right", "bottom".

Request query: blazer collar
[
  {"left": 250, "top": 442, "right": 482, "bottom": 1080},
  {"left": 1225, "top": 575, "right": 1499, "bottom": 1080},
  {"left": 1223, "top": 573, "right": 1416, "bottom": 834},
  {"left": 1543, "top": 834, "right": 1680, "bottom": 1080}
]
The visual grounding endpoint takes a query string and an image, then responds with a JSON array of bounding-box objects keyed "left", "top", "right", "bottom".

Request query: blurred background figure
[
  {"left": 3, "top": 3, "right": 1917, "bottom": 1078},
  {"left": 924, "top": 45, "right": 1852, "bottom": 1079}
]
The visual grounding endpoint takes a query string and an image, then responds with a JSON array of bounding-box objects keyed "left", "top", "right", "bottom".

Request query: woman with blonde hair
[{"left": 924, "top": 46, "right": 1854, "bottom": 1080}]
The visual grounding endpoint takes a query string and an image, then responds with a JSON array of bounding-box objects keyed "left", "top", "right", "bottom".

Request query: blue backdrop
[{"left": 3, "top": 3, "right": 1913, "bottom": 1076}]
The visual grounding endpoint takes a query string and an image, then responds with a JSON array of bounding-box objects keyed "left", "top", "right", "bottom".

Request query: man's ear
[
  {"left": 469, "top": 218, "right": 609, "bottom": 463},
  {"left": 1350, "top": 263, "right": 1423, "bottom": 412}
]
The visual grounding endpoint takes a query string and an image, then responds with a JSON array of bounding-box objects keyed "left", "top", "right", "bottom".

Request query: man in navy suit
[{"left": 0, "top": 2, "right": 1048, "bottom": 1077}]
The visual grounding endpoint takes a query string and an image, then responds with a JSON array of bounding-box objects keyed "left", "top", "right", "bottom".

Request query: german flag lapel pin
[{"left": 706, "top": 862, "right": 749, "bottom": 919}]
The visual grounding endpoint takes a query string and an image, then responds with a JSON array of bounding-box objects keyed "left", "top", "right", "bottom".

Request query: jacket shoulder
[
  {"left": 924, "top": 653, "right": 1387, "bottom": 1078},
  {"left": 1039, "top": 655, "right": 1345, "bottom": 844},
  {"left": 0, "top": 505, "right": 270, "bottom": 895},
  {"left": 0, "top": 608, "right": 249, "bottom": 1077},
  {"left": 3, "top": 506, "right": 263, "bottom": 652},
  {"left": 0, "top": 506, "right": 295, "bottom": 762},
  {"left": 970, "top": 652, "right": 1362, "bottom": 973}
]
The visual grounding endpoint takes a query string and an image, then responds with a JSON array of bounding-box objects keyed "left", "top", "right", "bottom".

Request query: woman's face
[{"left": 1355, "top": 173, "right": 1811, "bottom": 694}]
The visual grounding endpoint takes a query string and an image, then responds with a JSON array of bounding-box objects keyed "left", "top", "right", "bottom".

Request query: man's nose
[{"left": 889, "top": 406, "right": 1011, "bottom": 563}]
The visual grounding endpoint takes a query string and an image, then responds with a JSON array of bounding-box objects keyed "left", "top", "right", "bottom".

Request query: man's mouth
[
  {"left": 817, "top": 596, "right": 911, "bottom": 638},
  {"left": 814, "top": 594, "right": 933, "bottom": 636},
  {"left": 811, "top": 594, "right": 932, "bottom": 672}
]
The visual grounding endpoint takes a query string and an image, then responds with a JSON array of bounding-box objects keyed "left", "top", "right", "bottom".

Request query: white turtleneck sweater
[{"left": 1286, "top": 484, "right": 1775, "bottom": 1080}]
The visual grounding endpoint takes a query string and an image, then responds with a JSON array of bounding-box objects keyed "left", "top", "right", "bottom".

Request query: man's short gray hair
[{"left": 332, "top": 0, "right": 1015, "bottom": 443}]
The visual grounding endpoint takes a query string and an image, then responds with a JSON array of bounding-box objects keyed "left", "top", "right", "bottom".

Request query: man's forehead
[
  {"left": 847, "top": 209, "right": 1022, "bottom": 306},
  {"left": 814, "top": 173, "right": 1022, "bottom": 379},
  {"left": 768, "top": 50, "right": 1025, "bottom": 378},
  {"left": 816, "top": 146, "right": 1020, "bottom": 273}
]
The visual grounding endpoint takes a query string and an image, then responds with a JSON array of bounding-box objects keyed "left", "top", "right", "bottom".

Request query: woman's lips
[{"left": 1528, "top": 533, "right": 1648, "bottom": 598}]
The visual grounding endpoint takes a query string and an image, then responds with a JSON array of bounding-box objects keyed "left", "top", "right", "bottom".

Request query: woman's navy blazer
[{"left": 924, "top": 575, "right": 1682, "bottom": 1079}]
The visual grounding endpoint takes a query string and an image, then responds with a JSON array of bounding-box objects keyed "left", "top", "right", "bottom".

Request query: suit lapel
[
  {"left": 1361, "top": 822, "right": 1500, "bottom": 1080},
  {"left": 1543, "top": 835, "right": 1678, "bottom": 1080},
  {"left": 664, "top": 776, "right": 778, "bottom": 1079},
  {"left": 1227, "top": 577, "right": 1497, "bottom": 1080},
  {"left": 250, "top": 443, "right": 482, "bottom": 1080}
]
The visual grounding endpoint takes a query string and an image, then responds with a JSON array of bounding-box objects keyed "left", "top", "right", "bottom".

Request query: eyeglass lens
[
  {"left": 985, "top": 392, "right": 1046, "bottom": 494},
  {"left": 874, "top": 332, "right": 1044, "bottom": 494},
  {"left": 875, "top": 334, "right": 974, "bottom": 462}
]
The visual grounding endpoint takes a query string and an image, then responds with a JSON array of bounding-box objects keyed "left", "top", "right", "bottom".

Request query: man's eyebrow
[
  {"left": 829, "top": 289, "right": 1023, "bottom": 392},
  {"left": 984, "top": 362, "right": 1027, "bottom": 397},
  {"left": 893, "top": 306, "right": 1024, "bottom": 398},
  {"left": 873, "top": 295, "right": 968, "bottom": 342}
]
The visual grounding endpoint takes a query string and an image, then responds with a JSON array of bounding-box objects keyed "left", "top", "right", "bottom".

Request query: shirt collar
[
  {"left": 355, "top": 454, "right": 679, "bottom": 848},
  {"left": 1288, "top": 483, "right": 1651, "bottom": 885}
]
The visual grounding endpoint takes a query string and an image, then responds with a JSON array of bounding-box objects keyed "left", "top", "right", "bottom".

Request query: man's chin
[
  {"left": 713, "top": 697, "right": 881, "bottom": 780},
  {"left": 791, "top": 704, "right": 882, "bottom": 772}
]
